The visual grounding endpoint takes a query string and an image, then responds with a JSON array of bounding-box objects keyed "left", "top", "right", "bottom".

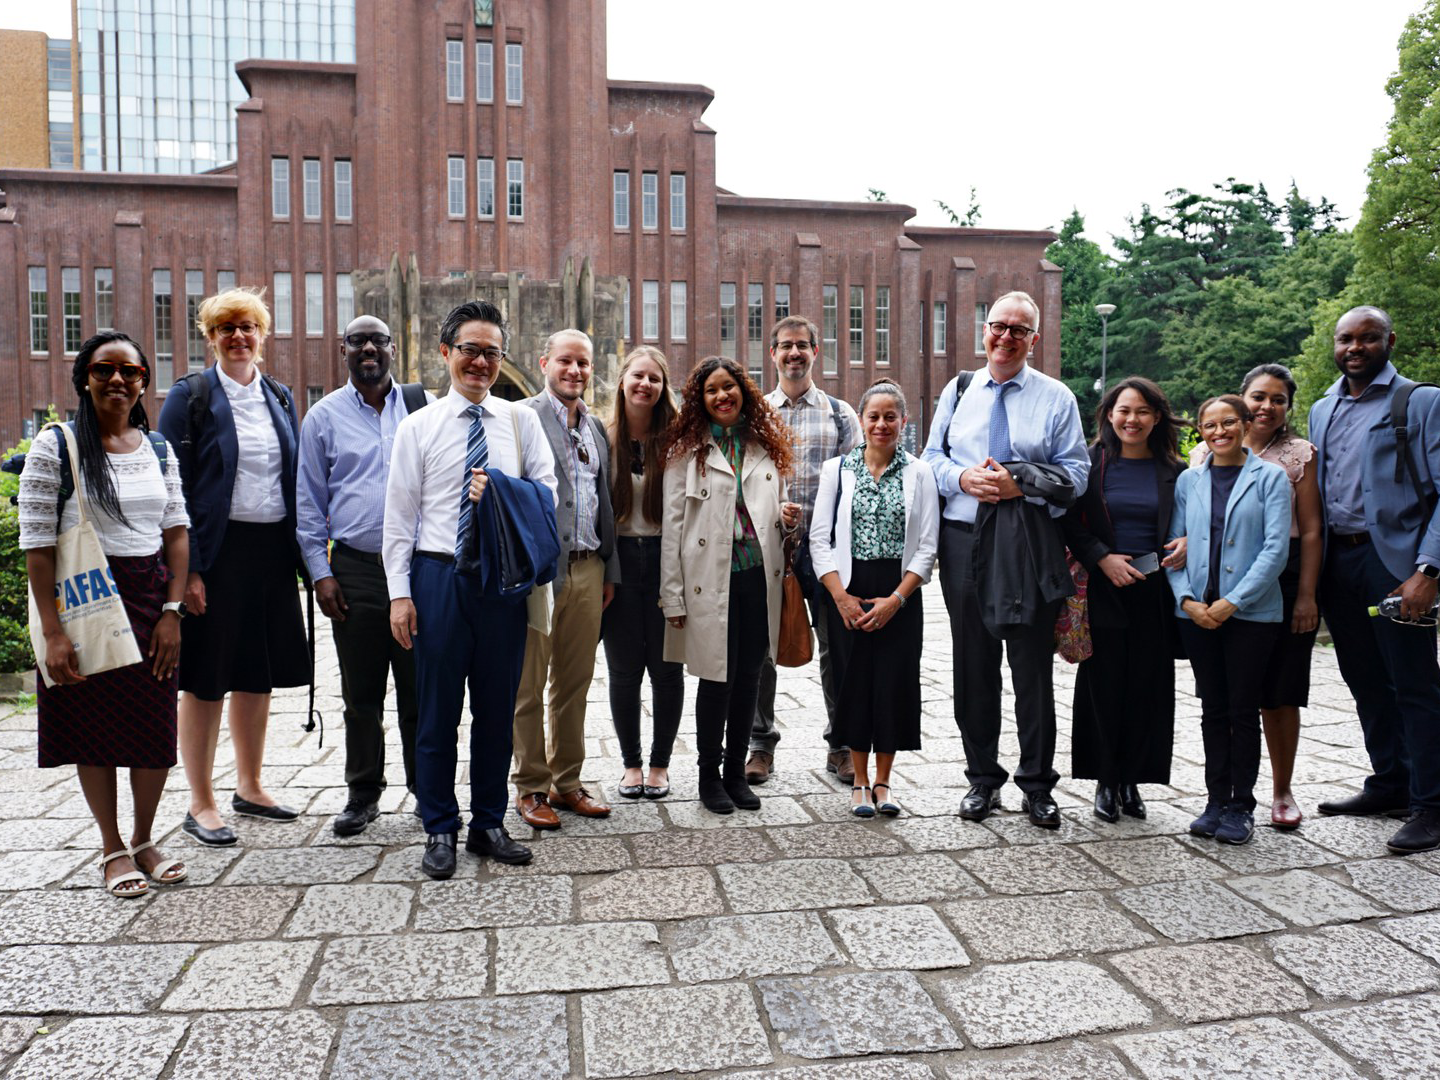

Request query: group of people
[{"left": 19, "top": 285, "right": 1440, "bottom": 898}]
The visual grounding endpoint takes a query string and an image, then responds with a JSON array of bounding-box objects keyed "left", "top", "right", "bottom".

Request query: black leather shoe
[
  {"left": 1318, "top": 791, "right": 1410, "bottom": 818},
  {"left": 642, "top": 782, "right": 670, "bottom": 800},
  {"left": 723, "top": 775, "right": 761, "bottom": 811},
  {"left": 333, "top": 801, "right": 380, "bottom": 837},
  {"left": 465, "top": 826, "right": 533, "bottom": 865},
  {"left": 958, "top": 784, "right": 1000, "bottom": 822},
  {"left": 1387, "top": 810, "right": 1440, "bottom": 854},
  {"left": 422, "top": 832, "right": 458, "bottom": 879},
  {"left": 1022, "top": 791, "right": 1061, "bottom": 829},
  {"left": 699, "top": 774, "right": 734, "bottom": 815},
  {"left": 617, "top": 777, "right": 645, "bottom": 800},
  {"left": 181, "top": 812, "right": 237, "bottom": 847},
  {"left": 231, "top": 794, "right": 300, "bottom": 821},
  {"left": 1093, "top": 784, "right": 1119, "bottom": 823},
  {"left": 1119, "top": 783, "right": 1147, "bottom": 819}
]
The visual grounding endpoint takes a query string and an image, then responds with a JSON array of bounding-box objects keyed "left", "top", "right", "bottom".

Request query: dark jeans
[
  {"left": 331, "top": 544, "right": 418, "bottom": 803},
  {"left": 695, "top": 566, "right": 769, "bottom": 775},
  {"left": 1177, "top": 616, "right": 1280, "bottom": 813},
  {"left": 1322, "top": 539, "right": 1440, "bottom": 810},
  {"left": 602, "top": 537, "right": 684, "bottom": 769}
]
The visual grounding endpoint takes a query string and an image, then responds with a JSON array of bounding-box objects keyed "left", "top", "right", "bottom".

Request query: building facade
[{"left": 0, "top": 0, "right": 1058, "bottom": 447}]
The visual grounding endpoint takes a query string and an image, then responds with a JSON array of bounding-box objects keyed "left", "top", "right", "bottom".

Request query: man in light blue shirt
[
  {"left": 923, "top": 290, "right": 1088, "bottom": 829},
  {"left": 297, "top": 315, "right": 428, "bottom": 837}
]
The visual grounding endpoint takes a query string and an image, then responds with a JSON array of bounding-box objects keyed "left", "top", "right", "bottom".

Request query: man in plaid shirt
[{"left": 747, "top": 315, "right": 861, "bottom": 784}]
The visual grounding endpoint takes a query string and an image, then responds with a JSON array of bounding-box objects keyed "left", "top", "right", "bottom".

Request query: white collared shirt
[
  {"left": 218, "top": 364, "right": 285, "bottom": 523},
  {"left": 382, "top": 386, "right": 558, "bottom": 598}
]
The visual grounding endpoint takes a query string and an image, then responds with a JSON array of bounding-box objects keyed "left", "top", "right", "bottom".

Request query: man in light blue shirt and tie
[{"left": 923, "top": 290, "right": 1089, "bottom": 829}]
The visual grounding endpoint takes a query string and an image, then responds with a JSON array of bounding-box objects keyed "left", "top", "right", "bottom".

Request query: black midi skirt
[
  {"left": 826, "top": 558, "right": 923, "bottom": 754},
  {"left": 1261, "top": 538, "right": 1319, "bottom": 709}
]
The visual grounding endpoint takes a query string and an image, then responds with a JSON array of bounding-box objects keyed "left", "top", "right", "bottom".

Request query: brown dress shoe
[
  {"left": 745, "top": 750, "right": 773, "bottom": 785},
  {"left": 516, "top": 792, "right": 561, "bottom": 829},
  {"left": 550, "top": 786, "right": 612, "bottom": 818},
  {"left": 827, "top": 750, "right": 855, "bottom": 784}
]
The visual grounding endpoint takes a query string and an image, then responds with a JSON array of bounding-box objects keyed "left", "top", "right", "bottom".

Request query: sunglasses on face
[
  {"left": 344, "top": 332, "right": 393, "bottom": 349},
  {"left": 88, "top": 361, "right": 147, "bottom": 383}
]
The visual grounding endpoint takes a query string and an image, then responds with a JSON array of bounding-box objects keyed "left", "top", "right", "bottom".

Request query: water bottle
[{"left": 1369, "top": 596, "right": 1440, "bottom": 625}]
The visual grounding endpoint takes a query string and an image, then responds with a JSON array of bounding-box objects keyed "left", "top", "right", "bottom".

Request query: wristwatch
[
  {"left": 1420, "top": 564, "right": 1440, "bottom": 581},
  {"left": 162, "top": 601, "right": 188, "bottom": 618},
  {"left": 892, "top": 591, "right": 907, "bottom": 608}
]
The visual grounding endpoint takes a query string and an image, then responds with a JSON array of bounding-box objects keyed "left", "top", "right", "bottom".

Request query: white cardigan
[{"left": 809, "top": 451, "right": 940, "bottom": 588}]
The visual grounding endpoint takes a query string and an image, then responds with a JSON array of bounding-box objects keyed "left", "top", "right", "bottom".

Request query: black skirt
[
  {"left": 179, "top": 520, "right": 309, "bottom": 700},
  {"left": 1071, "top": 570, "right": 1174, "bottom": 783},
  {"left": 826, "top": 558, "right": 923, "bottom": 754},
  {"left": 1261, "top": 538, "right": 1318, "bottom": 709}
]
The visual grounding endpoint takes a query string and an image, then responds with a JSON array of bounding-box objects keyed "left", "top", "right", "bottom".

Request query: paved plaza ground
[{"left": 1, "top": 580, "right": 1439, "bottom": 1078}]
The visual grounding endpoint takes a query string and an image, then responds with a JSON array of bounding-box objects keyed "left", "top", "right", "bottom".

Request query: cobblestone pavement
[{"left": 2, "top": 581, "right": 1439, "bottom": 1078}]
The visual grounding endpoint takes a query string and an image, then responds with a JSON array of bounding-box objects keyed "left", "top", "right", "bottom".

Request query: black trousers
[
  {"left": 331, "top": 544, "right": 419, "bottom": 803},
  {"left": 695, "top": 566, "right": 769, "bottom": 775},
  {"left": 938, "top": 521, "right": 1061, "bottom": 794},
  {"left": 1177, "top": 615, "right": 1280, "bottom": 813},
  {"left": 602, "top": 537, "right": 684, "bottom": 769}
]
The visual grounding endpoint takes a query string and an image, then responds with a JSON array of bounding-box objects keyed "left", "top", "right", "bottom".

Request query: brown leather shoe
[
  {"left": 516, "top": 792, "right": 561, "bottom": 830},
  {"left": 827, "top": 750, "right": 855, "bottom": 784},
  {"left": 550, "top": 786, "right": 612, "bottom": 818},
  {"left": 745, "top": 750, "right": 773, "bottom": 785}
]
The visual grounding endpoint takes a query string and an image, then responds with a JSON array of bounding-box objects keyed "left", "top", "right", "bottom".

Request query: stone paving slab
[
  {"left": 731, "top": 1061, "right": 936, "bottom": 1080},
  {"left": 309, "top": 930, "right": 489, "bottom": 1006},
  {"left": 1177, "top": 829, "right": 1335, "bottom": 874},
  {"left": 1375, "top": 910, "right": 1440, "bottom": 962},
  {"left": 629, "top": 826, "right": 780, "bottom": 868},
  {"left": 886, "top": 816, "right": 1004, "bottom": 852},
  {"left": 4, "top": 1015, "right": 189, "bottom": 1080},
  {"left": 576, "top": 866, "right": 724, "bottom": 922},
  {"left": 489, "top": 835, "right": 632, "bottom": 876},
  {"left": 943, "top": 1042, "right": 1134, "bottom": 1080},
  {"left": 717, "top": 857, "right": 872, "bottom": 913},
  {"left": 1226, "top": 867, "right": 1389, "bottom": 926},
  {"left": 224, "top": 846, "right": 380, "bottom": 886},
  {"left": 960, "top": 843, "right": 1123, "bottom": 894},
  {"left": 494, "top": 921, "right": 667, "bottom": 994},
  {"left": 768, "top": 822, "right": 905, "bottom": 859},
  {"left": 128, "top": 885, "right": 299, "bottom": 942},
  {"left": 1340, "top": 857, "right": 1440, "bottom": 912},
  {"left": 170, "top": 1009, "right": 334, "bottom": 1080},
  {"left": 0, "top": 888, "right": 144, "bottom": 944},
  {"left": 1303, "top": 992, "right": 1440, "bottom": 1080},
  {"left": 662, "top": 797, "right": 811, "bottom": 831},
  {"left": 1113, "top": 1015, "right": 1365, "bottom": 1079},
  {"left": 414, "top": 876, "right": 573, "bottom": 931},
  {"left": 581, "top": 983, "right": 773, "bottom": 1076},
  {"left": 937, "top": 959, "right": 1151, "bottom": 1048},
  {"left": 850, "top": 853, "right": 984, "bottom": 903},
  {"left": 1079, "top": 835, "right": 1227, "bottom": 885},
  {"left": 1298, "top": 813, "right": 1407, "bottom": 859},
  {"left": 0, "top": 943, "right": 193, "bottom": 1014},
  {"left": 285, "top": 883, "right": 413, "bottom": 937},
  {"left": 163, "top": 939, "right": 319, "bottom": 1011},
  {"left": 942, "top": 891, "right": 1153, "bottom": 961},
  {"left": 1269, "top": 924, "right": 1440, "bottom": 999},
  {"left": 1115, "top": 879, "right": 1286, "bottom": 942},
  {"left": 827, "top": 903, "right": 971, "bottom": 970},
  {"left": 668, "top": 910, "right": 841, "bottom": 982},
  {"left": 758, "top": 971, "right": 962, "bottom": 1058},
  {"left": 0, "top": 849, "right": 92, "bottom": 890},
  {"left": 1110, "top": 941, "right": 1309, "bottom": 1022}
]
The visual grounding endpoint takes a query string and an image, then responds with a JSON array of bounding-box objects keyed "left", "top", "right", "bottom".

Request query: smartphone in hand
[{"left": 1129, "top": 551, "right": 1161, "bottom": 576}]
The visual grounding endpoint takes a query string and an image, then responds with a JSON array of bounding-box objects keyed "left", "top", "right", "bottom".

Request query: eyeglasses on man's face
[
  {"left": 1199, "top": 416, "right": 1243, "bottom": 435},
  {"left": 451, "top": 343, "right": 506, "bottom": 363},
  {"left": 987, "top": 321, "right": 1035, "bottom": 340},
  {"left": 774, "top": 339, "right": 814, "bottom": 354},
  {"left": 344, "top": 332, "right": 392, "bottom": 349},
  {"left": 88, "top": 361, "right": 147, "bottom": 383},
  {"left": 215, "top": 322, "right": 259, "bottom": 338}
]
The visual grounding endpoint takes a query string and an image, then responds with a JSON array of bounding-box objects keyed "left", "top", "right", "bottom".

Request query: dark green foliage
[{"left": 0, "top": 509, "right": 35, "bottom": 673}]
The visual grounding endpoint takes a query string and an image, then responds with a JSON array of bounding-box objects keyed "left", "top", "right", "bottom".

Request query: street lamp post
[{"left": 1094, "top": 303, "right": 1116, "bottom": 396}]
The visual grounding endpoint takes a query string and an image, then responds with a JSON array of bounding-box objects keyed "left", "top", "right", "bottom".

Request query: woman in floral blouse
[{"left": 809, "top": 381, "right": 940, "bottom": 817}]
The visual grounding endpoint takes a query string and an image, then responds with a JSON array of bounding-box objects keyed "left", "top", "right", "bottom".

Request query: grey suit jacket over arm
[{"left": 525, "top": 394, "right": 620, "bottom": 589}]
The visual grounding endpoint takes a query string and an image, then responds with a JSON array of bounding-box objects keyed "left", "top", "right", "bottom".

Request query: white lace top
[{"left": 18, "top": 426, "right": 190, "bottom": 556}]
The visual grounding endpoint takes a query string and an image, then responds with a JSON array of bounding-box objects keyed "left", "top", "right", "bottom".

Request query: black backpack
[
  {"left": 1390, "top": 380, "right": 1439, "bottom": 510},
  {"left": 3, "top": 422, "right": 168, "bottom": 522}
]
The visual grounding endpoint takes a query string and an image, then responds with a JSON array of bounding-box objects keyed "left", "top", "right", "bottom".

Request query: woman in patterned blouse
[{"left": 809, "top": 381, "right": 940, "bottom": 817}]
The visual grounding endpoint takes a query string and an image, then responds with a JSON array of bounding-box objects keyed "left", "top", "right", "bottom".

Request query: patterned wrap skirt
[{"left": 37, "top": 550, "right": 178, "bottom": 769}]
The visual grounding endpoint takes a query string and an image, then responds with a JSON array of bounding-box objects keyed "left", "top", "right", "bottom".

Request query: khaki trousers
[{"left": 512, "top": 555, "right": 605, "bottom": 796}]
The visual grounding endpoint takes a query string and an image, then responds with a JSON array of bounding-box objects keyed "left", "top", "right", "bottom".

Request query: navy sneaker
[
  {"left": 1216, "top": 808, "right": 1255, "bottom": 845},
  {"left": 1189, "top": 802, "right": 1224, "bottom": 838}
]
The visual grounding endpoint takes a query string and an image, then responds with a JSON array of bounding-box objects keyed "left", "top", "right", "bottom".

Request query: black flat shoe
[
  {"left": 232, "top": 794, "right": 299, "bottom": 821},
  {"left": 333, "top": 801, "right": 380, "bottom": 837},
  {"left": 466, "top": 826, "right": 533, "bottom": 865},
  {"left": 1119, "top": 783, "right": 1147, "bottom": 819},
  {"left": 1093, "top": 784, "right": 1119, "bottom": 823},
  {"left": 422, "top": 832, "right": 457, "bottom": 879},
  {"left": 617, "top": 777, "right": 645, "bottom": 800},
  {"left": 1022, "top": 791, "right": 1061, "bottom": 829},
  {"left": 181, "top": 812, "right": 237, "bottom": 847},
  {"left": 642, "top": 783, "right": 670, "bottom": 800}
]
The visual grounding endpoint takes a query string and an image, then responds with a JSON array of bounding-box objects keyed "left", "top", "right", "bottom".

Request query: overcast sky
[{"left": 5, "top": 0, "right": 1423, "bottom": 250}]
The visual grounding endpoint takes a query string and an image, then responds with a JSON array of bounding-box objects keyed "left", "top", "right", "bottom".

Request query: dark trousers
[
  {"left": 752, "top": 590, "right": 843, "bottom": 753},
  {"left": 1322, "top": 540, "right": 1440, "bottom": 810},
  {"left": 410, "top": 554, "right": 526, "bottom": 835},
  {"left": 938, "top": 521, "right": 1061, "bottom": 794},
  {"left": 1177, "top": 616, "right": 1279, "bottom": 813},
  {"left": 695, "top": 566, "right": 769, "bottom": 775},
  {"left": 602, "top": 537, "right": 685, "bottom": 769},
  {"left": 331, "top": 544, "right": 418, "bottom": 803}
]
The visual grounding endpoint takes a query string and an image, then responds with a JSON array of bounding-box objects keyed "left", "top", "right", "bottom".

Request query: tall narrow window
[
  {"left": 334, "top": 160, "right": 352, "bottom": 221},
  {"left": 216, "top": 270, "right": 236, "bottom": 293},
  {"left": 506, "top": 159, "right": 524, "bottom": 219},
  {"left": 919, "top": 301, "right": 927, "bottom": 358},
  {"left": 336, "top": 273, "right": 355, "bottom": 328},
  {"left": 613, "top": 171, "right": 630, "bottom": 229},
  {"left": 185, "top": 270, "right": 205, "bottom": 372},
  {"left": 670, "top": 281, "right": 687, "bottom": 341},
  {"left": 94, "top": 267, "right": 114, "bottom": 332},
  {"left": 720, "top": 282, "right": 737, "bottom": 360},
  {"left": 621, "top": 278, "right": 630, "bottom": 340},
  {"left": 307, "top": 386, "right": 324, "bottom": 410},
  {"left": 61, "top": 268, "right": 82, "bottom": 354},
  {"left": 875, "top": 286, "right": 890, "bottom": 366},
  {"left": 29, "top": 267, "right": 48, "bottom": 354},
  {"left": 505, "top": 43, "right": 523, "bottom": 104},
  {"left": 477, "top": 158, "right": 495, "bottom": 218},
  {"left": 974, "top": 302, "right": 988, "bottom": 353},
  {"left": 302, "top": 158, "right": 321, "bottom": 219},
  {"left": 476, "top": 41, "right": 493, "bottom": 103},
  {"left": 445, "top": 40, "right": 463, "bottom": 101},
  {"left": 747, "top": 284, "right": 764, "bottom": 379},
  {"left": 642, "top": 281, "right": 659, "bottom": 341},
  {"left": 305, "top": 273, "right": 324, "bottom": 337},
  {"left": 273, "top": 272, "right": 293, "bottom": 336},
  {"left": 447, "top": 156, "right": 465, "bottom": 217},
  {"left": 153, "top": 269, "right": 173, "bottom": 389},
  {"left": 670, "top": 174, "right": 686, "bottom": 231},
  {"left": 821, "top": 284, "right": 838, "bottom": 375},
  {"left": 271, "top": 157, "right": 290, "bottom": 217},
  {"left": 774, "top": 283, "right": 791, "bottom": 320},
  {"left": 641, "top": 172, "right": 658, "bottom": 230},
  {"left": 934, "top": 300, "right": 947, "bottom": 354},
  {"left": 849, "top": 285, "right": 865, "bottom": 363}
]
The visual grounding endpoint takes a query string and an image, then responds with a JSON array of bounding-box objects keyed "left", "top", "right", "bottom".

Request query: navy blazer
[{"left": 156, "top": 366, "right": 301, "bottom": 576}]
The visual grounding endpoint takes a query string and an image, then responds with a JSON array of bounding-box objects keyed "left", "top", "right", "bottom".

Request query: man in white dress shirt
[{"left": 383, "top": 300, "right": 558, "bottom": 879}]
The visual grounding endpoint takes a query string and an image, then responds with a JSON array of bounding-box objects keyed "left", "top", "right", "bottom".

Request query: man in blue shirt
[
  {"left": 923, "top": 291, "right": 1089, "bottom": 829},
  {"left": 297, "top": 315, "right": 427, "bottom": 837}
]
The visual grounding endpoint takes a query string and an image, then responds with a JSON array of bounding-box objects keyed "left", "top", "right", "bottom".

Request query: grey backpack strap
[
  {"left": 939, "top": 370, "right": 976, "bottom": 457},
  {"left": 400, "top": 382, "right": 428, "bottom": 415}
]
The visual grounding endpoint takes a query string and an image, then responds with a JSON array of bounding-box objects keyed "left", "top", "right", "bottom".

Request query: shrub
[{"left": 0, "top": 409, "right": 57, "bottom": 674}]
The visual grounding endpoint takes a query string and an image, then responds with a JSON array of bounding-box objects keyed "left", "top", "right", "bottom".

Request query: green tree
[
  {"left": 936, "top": 187, "right": 982, "bottom": 226},
  {"left": 1044, "top": 209, "right": 1114, "bottom": 423}
]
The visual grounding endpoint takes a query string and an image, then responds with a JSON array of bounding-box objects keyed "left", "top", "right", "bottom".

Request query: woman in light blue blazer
[
  {"left": 1167, "top": 394, "right": 1291, "bottom": 846},
  {"left": 811, "top": 380, "right": 940, "bottom": 818}
]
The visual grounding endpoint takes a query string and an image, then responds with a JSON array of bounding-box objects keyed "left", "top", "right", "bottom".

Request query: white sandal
[
  {"left": 100, "top": 850, "right": 149, "bottom": 899},
  {"left": 130, "top": 840, "right": 187, "bottom": 885}
]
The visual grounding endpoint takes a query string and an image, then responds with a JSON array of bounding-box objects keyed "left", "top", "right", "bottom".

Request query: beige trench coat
[{"left": 660, "top": 436, "right": 788, "bottom": 682}]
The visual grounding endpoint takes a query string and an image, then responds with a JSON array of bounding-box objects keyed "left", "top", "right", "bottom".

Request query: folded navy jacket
[{"left": 456, "top": 468, "right": 560, "bottom": 597}]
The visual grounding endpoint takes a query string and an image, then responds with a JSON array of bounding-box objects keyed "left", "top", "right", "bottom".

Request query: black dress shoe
[
  {"left": 1387, "top": 809, "right": 1440, "bottom": 854},
  {"left": 1119, "top": 783, "right": 1147, "bottom": 819},
  {"left": 422, "top": 832, "right": 458, "bottom": 879},
  {"left": 333, "top": 801, "right": 380, "bottom": 837},
  {"left": 1022, "top": 791, "right": 1061, "bottom": 829},
  {"left": 1318, "top": 791, "right": 1411, "bottom": 818},
  {"left": 959, "top": 784, "right": 1000, "bottom": 822},
  {"left": 231, "top": 794, "right": 300, "bottom": 821},
  {"left": 181, "top": 811, "right": 237, "bottom": 847},
  {"left": 466, "top": 826, "right": 533, "bottom": 865},
  {"left": 1093, "top": 784, "right": 1119, "bottom": 823}
]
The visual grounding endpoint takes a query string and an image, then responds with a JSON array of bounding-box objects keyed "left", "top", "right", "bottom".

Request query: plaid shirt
[
  {"left": 545, "top": 390, "right": 601, "bottom": 552},
  {"left": 766, "top": 383, "right": 861, "bottom": 526}
]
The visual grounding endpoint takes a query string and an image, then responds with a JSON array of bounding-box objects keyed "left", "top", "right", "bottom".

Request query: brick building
[{"left": 0, "top": 0, "right": 1058, "bottom": 448}]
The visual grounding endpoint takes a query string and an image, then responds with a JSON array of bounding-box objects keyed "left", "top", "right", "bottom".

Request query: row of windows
[
  {"left": 29, "top": 266, "right": 119, "bottom": 355},
  {"left": 613, "top": 172, "right": 686, "bottom": 232},
  {"left": 618, "top": 280, "right": 689, "bottom": 342},
  {"left": 272, "top": 157, "right": 352, "bottom": 221},
  {"left": 446, "top": 157, "right": 524, "bottom": 220},
  {"left": 445, "top": 40, "right": 522, "bottom": 105}
]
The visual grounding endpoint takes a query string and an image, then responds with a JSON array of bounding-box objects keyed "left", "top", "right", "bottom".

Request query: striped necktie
[
  {"left": 988, "top": 380, "right": 1016, "bottom": 462},
  {"left": 455, "top": 403, "right": 489, "bottom": 559}
]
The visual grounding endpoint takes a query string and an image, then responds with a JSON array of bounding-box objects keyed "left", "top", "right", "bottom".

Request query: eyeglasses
[
  {"left": 987, "top": 322, "right": 1036, "bottom": 340},
  {"left": 1199, "top": 416, "right": 1243, "bottom": 435},
  {"left": 567, "top": 426, "right": 590, "bottom": 465},
  {"left": 88, "top": 361, "right": 147, "bottom": 383},
  {"left": 774, "top": 340, "right": 814, "bottom": 354},
  {"left": 451, "top": 343, "right": 506, "bottom": 363},
  {"left": 344, "top": 332, "right": 393, "bottom": 349},
  {"left": 215, "top": 322, "right": 259, "bottom": 337}
]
